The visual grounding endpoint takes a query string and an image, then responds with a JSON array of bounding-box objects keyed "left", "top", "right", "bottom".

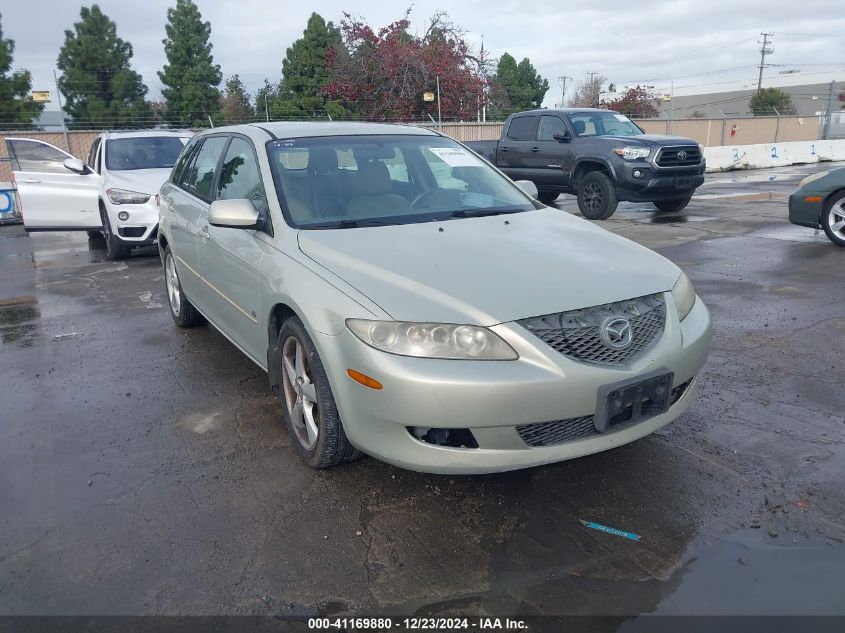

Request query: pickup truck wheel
[
  {"left": 101, "top": 209, "right": 131, "bottom": 260},
  {"left": 163, "top": 246, "right": 205, "bottom": 328},
  {"left": 821, "top": 190, "right": 845, "bottom": 246},
  {"left": 277, "top": 317, "right": 363, "bottom": 468},
  {"left": 537, "top": 190, "right": 559, "bottom": 205},
  {"left": 577, "top": 171, "right": 618, "bottom": 220},
  {"left": 654, "top": 196, "right": 692, "bottom": 213}
]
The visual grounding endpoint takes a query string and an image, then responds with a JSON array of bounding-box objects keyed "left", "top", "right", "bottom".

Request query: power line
[{"left": 757, "top": 32, "right": 774, "bottom": 92}]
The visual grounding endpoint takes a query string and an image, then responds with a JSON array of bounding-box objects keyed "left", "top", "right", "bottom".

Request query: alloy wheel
[
  {"left": 828, "top": 199, "right": 845, "bottom": 240},
  {"left": 165, "top": 253, "right": 181, "bottom": 317},
  {"left": 281, "top": 336, "right": 320, "bottom": 450}
]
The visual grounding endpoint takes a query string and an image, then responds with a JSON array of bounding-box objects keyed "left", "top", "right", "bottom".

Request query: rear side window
[
  {"left": 216, "top": 137, "right": 267, "bottom": 212},
  {"left": 171, "top": 137, "right": 200, "bottom": 184},
  {"left": 7, "top": 139, "right": 72, "bottom": 173},
  {"left": 506, "top": 116, "right": 536, "bottom": 141},
  {"left": 179, "top": 137, "right": 228, "bottom": 201},
  {"left": 537, "top": 116, "right": 566, "bottom": 141}
]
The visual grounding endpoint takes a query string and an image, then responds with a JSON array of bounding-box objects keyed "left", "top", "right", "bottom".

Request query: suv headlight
[
  {"left": 614, "top": 147, "right": 651, "bottom": 160},
  {"left": 672, "top": 272, "right": 696, "bottom": 321},
  {"left": 106, "top": 188, "right": 151, "bottom": 205},
  {"left": 346, "top": 319, "right": 518, "bottom": 360}
]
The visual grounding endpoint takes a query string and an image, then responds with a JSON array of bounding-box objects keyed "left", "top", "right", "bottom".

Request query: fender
[{"left": 571, "top": 155, "right": 619, "bottom": 185}]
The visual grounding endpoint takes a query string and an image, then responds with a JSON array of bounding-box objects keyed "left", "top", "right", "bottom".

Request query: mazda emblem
[{"left": 600, "top": 316, "right": 633, "bottom": 350}]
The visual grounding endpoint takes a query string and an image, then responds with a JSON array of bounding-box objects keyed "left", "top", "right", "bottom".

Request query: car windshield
[
  {"left": 568, "top": 111, "right": 644, "bottom": 137},
  {"left": 106, "top": 137, "right": 189, "bottom": 171},
  {"left": 267, "top": 134, "right": 537, "bottom": 229}
]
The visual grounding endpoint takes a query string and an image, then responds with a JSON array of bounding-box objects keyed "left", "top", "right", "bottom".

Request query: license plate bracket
[
  {"left": 594, "top": 369, "right": 674, "bottom": 433},
  {"left": 676, "top": 177, "right": 691, "bottom": 189}
]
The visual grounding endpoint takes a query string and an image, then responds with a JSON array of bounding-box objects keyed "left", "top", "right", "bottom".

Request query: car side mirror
[
  {"left": 515, "top": 180, "right": 538, "bottom": 199},
  {"left": 63, "top": 157, "right": 88, "bottom": 174},
  {"left": 552, "top": 131, "right": 571, "bottom": 143},
  {"left": 209, "top": 199, "right": 260, "bottom": 229}
]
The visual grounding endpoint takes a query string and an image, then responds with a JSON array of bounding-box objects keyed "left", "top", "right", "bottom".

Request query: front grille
[
  {"left": 656, "top": 145, "right": 702, "bottom": 167},
  {"left": 516, "top": 416, "right": 595, "bottom": 447},
  {"left": 118, "top": 226, "right": 146, "bottom": 238},
  {"left": 519, "top": 294, "right": 666, "bottom": 367}
]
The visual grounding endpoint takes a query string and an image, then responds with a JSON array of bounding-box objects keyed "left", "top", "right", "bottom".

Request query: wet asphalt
[{"left": 0, "top": 164, "right": 843, "bottom": 621}]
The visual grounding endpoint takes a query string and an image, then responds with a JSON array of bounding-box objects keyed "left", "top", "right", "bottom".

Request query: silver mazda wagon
[{"left": 157, "top": 122, "right": 711, "bottom": 474}]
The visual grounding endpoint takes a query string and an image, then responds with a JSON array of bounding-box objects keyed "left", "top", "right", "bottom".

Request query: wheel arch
[
  {"left": 573, "top": 158, "right": 616, "bottom": 187},
  {"left": 821, "top": 187, "right": 845, "bottom": 224},
  {"left": 267, "top": 301, "right": 303, "bottom": 399}
]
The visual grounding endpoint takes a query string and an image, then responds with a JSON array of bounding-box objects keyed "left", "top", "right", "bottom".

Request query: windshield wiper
[
  {"left": 448, "top": 207, "right": 528, "bottom": 219},
  {"left": 305, "top": 219, "right": 401, "bottom": 229}
]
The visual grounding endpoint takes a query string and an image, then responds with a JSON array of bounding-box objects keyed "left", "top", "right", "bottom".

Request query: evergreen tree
[
  {"left": 56, "top": 5, "right": 150, "bottom": 129},
  {"left": 220, "top": 74, "right": 254, "bottom": 124},
  {"left": 0, "top": 14, "right": 44, "bottom": 128},
  {"left": 159, "top": 0, "right": 222, "bottom": 127},
  {"left": 749, "top": 88, "right": 796, "bottom": 116},
  {"left": 273, "top": 13, "right": 351, "bottom": 119},
  {"left": 491, "top": 53, "right": 549, "bottom": 117}
]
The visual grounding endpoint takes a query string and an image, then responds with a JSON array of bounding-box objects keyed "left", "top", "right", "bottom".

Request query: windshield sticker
[
  {"left": 613, "top": 114, "right": 630, "bottom": 122},
  {"left": 428, "top": 147, "right": 484, "bottom": 167}
]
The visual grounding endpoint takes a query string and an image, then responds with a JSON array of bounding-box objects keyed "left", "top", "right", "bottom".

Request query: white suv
[{"left": 7, "top": 130, "right": 192, "bottom": 259}]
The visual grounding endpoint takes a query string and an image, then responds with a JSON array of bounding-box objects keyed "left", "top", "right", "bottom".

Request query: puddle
[
  {"left": 650, "top": 214, "right": 716, "bottom": 224},
  {"left": 694, "top": 192, "right": 790, "bottom": 202},
  {"left": 0, "top": 297, "right": 40, "bottom": 347}
]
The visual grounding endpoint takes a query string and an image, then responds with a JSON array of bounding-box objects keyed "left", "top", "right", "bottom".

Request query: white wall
[{"left": 703, "top": 139, "right": 845, "bottom": 172}]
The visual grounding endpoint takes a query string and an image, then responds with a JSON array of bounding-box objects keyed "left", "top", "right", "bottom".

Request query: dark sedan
[{"left": 789, "top": 166, "right": 845, "bottom": 247}]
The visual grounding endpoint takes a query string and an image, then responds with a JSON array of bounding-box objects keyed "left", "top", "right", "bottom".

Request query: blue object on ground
[{"left": 579, "top": 519, "right": 641, "bottom": 541}]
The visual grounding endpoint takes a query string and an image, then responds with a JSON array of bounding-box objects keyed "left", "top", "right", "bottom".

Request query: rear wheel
[
  {"left": 577, "top": 171, "right": 618, "bottom": 220},
  {"left": 277, "top": 316, "right": 362, "bottom": 468},
  {"left": 537, "top": 190, "right": 559, "bottom": 205},
  {"left": 163, "top": 245, "right": 204, "bottom": 327},
  {"left": 654, "top": 196, "right": 692, "bottom": 213},
  {"left": 100, "top": 208, "right": 131, "bottom": 260},
  {"left": 821, "top": 191, "right": 845, "bottom": 247}
]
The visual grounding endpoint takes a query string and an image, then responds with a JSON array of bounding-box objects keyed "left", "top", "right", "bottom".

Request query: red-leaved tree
[
  {"left": 324, "top": 10, "right": 486, "bottom": 121},
  {"left": 602, "top": 85, "right": 659, "bottom": 118}
]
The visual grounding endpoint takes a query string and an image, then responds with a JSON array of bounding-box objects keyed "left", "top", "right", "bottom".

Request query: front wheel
[
  {"left": 654, "top": 196, "right": 692, "bottom": 213},
  {"left": 277, "top": 317, "right": 362, "bottom": 468},
  {"left": 100, "top": 209, "right": 131, "bottom": 260},
  {"left": 821, "top": 191, "right": 845, "bottom": 247},
  {"left": 577, "top": 171, "right": 618, "bottom": 220}
]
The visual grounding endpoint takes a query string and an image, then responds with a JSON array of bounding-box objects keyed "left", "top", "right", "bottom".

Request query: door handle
[
  {"left": 22, "top": 178, "right": 41, "bottom": 184},
  {"left": 198, "top": 225, "right": 210, "bottom": 239},
  {"left": 529, "top": 147, "right": 541, "bottom": 152},
  {"left": 500, "top": 146, "right": 511, "bottom": 152}
]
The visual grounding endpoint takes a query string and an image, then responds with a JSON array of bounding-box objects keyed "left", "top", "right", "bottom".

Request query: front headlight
[
  {"left": 672, "top": 272, "right": 696, "bottom": 321},
  {"left": 346, "top": 319, "right": 519, "bottom": 360},
  {"left": 614, "top": 146, "right": 651, "bottom": 160},
  {"left": 799, "top": 171, "right": 829, "bottom": 187},
  {"left": 106, "top": 188, "right": 151, "bottom": 205}
]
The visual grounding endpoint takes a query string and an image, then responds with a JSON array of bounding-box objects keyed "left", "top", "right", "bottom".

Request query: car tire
[
  {"left": 86, "top": 230, "right": 103, "bottom": 239},
  {"left": 100, "top": 208, "right": 131, "bottom": 260},
  {"left": 821, "top": 190, "right": 845, "bottom": 247},
  {"left": 577, "top": 171, "right": 618, "bottom": 220},
  {"left": 537, "top": 190, "right": 559, "bottom": 205},
  {"left": 654, "top": 196, "right": 692, "bottom": 213},
  {"left": 163, "top": 245, "right": 205, "bottom": 328},
  {"left": 277, "top": 316, "right": 363, "bottom": 469}
]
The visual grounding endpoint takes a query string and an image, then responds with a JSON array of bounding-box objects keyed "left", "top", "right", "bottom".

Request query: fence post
[{"left": 773, "top": 108, "right": 780, "bottom": 143}]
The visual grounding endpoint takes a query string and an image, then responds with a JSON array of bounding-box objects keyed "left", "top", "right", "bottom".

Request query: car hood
[
  {"left": 603, "top": 134, "right": 699, "bottom": 147},
  {"left": 297, "top": 209, "right": 681, "bottom": 325},
  {"left": 104, "top": 168, "right": 172, "bottom": 195}
]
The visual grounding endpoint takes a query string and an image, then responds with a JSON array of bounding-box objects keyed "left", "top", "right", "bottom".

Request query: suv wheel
[
  {"left": 101, "top": 208, "right": 131, "bottom": 260},
  {"left": 537, "top": 190, "right": 559, "bottom": 205},
  {"left": 577, "top": 171, "right": 618, "bottom": 220},
  {"left": 654, "top": 196, "right": 692, "bottom": 213},
  {"left": 277, "top": 316, "right": 363, "bottom": 468},
  {"left": 163, "top": 245, "right": 205, "bottom": 327},
  {"left": 821, "top": 190, "right": 845, "bottom": 247}
]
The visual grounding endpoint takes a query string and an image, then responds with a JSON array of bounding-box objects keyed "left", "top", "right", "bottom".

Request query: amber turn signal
[
  {"left": 347, "top": 369, "right": 383, "bottom": 390},
  {"left": 804, "top": 196, "right": 824, "bottom": 203}
]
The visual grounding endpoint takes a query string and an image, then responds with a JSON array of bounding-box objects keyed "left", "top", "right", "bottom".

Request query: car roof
[
  {"left": 512, "top": 108, "right": 618, "bottom": 115},
  {"left": 194, "top": 121, "right": 440, "bottom": 139},
  {"left": 103, "top": 129, "right": 193, "bottom": 139}
]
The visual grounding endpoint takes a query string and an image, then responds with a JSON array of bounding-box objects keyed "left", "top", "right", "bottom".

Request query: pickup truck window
[
  {"left": 268, "top": 135, "right": 535, "bottom": 229},
  {"left": 568, "top": 111, "right": 643, "bottom": 138},
  {"left": 537, "top": 116, "right": 567, "bottom": 141},
  {"left": 506, "top": 116, "right": 536, "bottom": 141}
]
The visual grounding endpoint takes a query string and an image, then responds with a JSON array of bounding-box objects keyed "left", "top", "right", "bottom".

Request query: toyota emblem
[
  {"left": 600, "top": 316, "right": 633, "bottom": 350},
  {"left": 677, "top": 150, "right": 688, "bottom": 161}
]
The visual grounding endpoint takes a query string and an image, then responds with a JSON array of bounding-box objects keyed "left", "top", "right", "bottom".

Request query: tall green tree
[
  {"left": 491, "top": 53, "right": 549, "bottom": 117},
  {"left": 0, "top": 14, "right": 44, "bottom": 128},
  {"left": 159, "top": 0, "right": 222, "bottom": 127},
  {"left": 749, "top": 88, "right": 796, "bottom": 116},
  {"left": 220, "top": 74, "right": 254, "bottom": 124},
  {"left": 56, "top": 5, "right": 150, "bottom": 129},
  {"left": 273, "top": 12, "right": 350, "bottom": 119}
]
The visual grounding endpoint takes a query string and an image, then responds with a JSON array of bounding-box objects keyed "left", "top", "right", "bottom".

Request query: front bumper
[
  {"left": 617, "top": 162, "right": 706, "bottom": 202},
  {"left": 788, "top": 190, "right": 822, "bottom": 229},
  {"left": 313, "top": 295, "right": 712, "bottom": 474},
  {"left": 104, "top": 198, "right": 159, "bottom": 244}
]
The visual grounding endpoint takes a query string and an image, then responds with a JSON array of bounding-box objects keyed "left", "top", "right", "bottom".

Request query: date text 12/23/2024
[{"left": 308, "top": 617, "right": 528, "bottom": 630}]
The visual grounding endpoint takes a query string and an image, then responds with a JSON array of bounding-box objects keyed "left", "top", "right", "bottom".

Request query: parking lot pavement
[{"left": 1, "top": 163, "right": 843, "bottom": 619}]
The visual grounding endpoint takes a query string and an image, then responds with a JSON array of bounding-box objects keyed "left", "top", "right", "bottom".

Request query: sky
[{"left": 3, "top": 0, "right": 844, "bottom": 113}]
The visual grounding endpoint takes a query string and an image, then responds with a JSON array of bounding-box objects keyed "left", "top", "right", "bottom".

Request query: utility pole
[
  {"left": 436, "top": 75, "right": 442, "bottom": 130},
  {"left": 757, "top": 32, "right": 774, "bottom": 92},
  {"left": 557, "top": 75, "right": 572, "bottom": 108},
  {"left": 823, "top": 80, "right": 835, "bottom": 140},
  {"left": 587, "top": 72, "right": 599, "bottom": 107}
]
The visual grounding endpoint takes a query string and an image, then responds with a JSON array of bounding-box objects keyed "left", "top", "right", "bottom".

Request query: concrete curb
[{"left": 703, "top": 140, "right": 845, "bottom": 172}]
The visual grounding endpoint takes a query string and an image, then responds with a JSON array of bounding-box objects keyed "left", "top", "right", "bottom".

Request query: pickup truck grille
[
  {"left": 655, "top": 145, "right": 701, "bottom": 167},
  {"left": 518, "top": 294, "right": 666, "bottom": 367}
]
